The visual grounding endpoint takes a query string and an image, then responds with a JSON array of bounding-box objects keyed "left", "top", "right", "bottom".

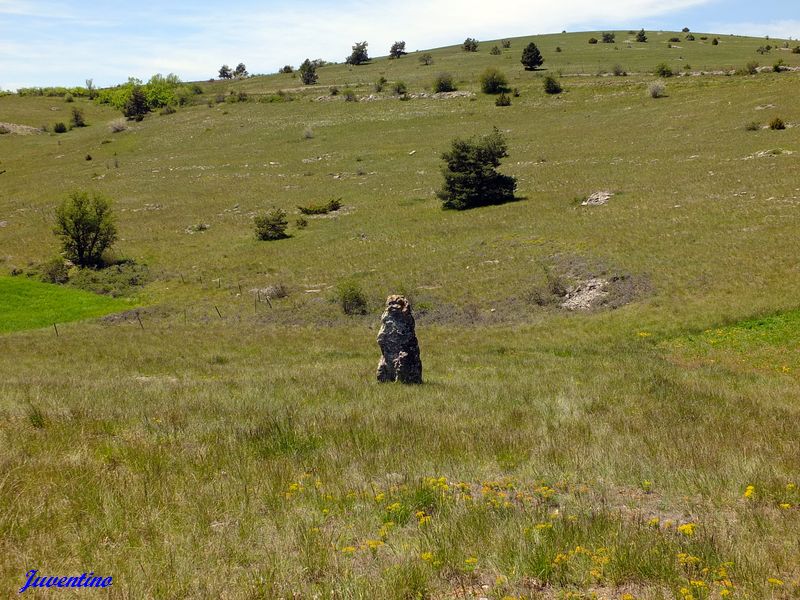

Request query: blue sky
[{"left": 0, "top": 0, "right": 797, "bottom": 90}]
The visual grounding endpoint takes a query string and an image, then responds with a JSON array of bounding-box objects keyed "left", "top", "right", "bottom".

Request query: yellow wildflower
[
  {"left": 744, "top": 485, "right": 755, "bottom": 499},
  {"left": 677, "top": 523, "right": 696, "bottom": 536},
  {"left": 779, "top": 503, "right": 791, "bottom": 509},
  {"left": 768, "top": 578, "right": 784, "bottom": 586},
  {"left": 420, "top": 552, "right": 433, "bottom": 562},
  {"left": 341, "top": 546, "right": 356, "bottom": 555},
  {"left": 648, "top": 517, "right": 660, "bottom": 528},
  {"left": 374, "top": 492, "right": 385, "bottom": 502},
  {"left": 465, "top": 557, "right": 478, "bottom": 566}
]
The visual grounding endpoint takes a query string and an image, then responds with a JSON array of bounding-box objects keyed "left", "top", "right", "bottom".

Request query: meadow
[{"left": 0, "top": 30, "right": 799, "bottom": 599}]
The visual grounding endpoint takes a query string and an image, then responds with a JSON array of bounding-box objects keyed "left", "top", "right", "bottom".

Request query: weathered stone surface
[{"left": 377, "top": 295, "right": 422, "bottom": 384}]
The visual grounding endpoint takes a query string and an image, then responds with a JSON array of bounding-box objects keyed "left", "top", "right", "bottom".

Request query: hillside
[{"left": 1, "top": 30, "right": 799, "bottom": 598}]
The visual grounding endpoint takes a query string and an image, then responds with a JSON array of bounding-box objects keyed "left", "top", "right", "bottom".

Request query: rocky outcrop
[{"left": 377, "top": 295, "right": 422, "bottom": 384}]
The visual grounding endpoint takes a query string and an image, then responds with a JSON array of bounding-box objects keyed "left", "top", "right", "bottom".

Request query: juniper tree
[{"left": 521, "top": 42, "right": 544, "bottom": 70}]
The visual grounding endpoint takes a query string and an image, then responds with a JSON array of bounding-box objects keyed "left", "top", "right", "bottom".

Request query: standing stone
[{"left": 377, "top": 295, "right": 423, "bottom": 384}]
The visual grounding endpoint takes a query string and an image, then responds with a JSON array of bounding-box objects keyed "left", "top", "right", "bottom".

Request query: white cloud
[
  {"left": 708, "top": 19, "right": 800, "bottom": 39},
  {"left": 0, "top": 0, "right": 719, "bottom": 88}
]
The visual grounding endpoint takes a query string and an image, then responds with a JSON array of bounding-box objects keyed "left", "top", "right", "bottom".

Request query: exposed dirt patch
[
  {"left": 0, "top": 122, "right": 42, "bottom": 135},
  {"left": 582, "top": 191, "right": 614, "bottom": 206}
]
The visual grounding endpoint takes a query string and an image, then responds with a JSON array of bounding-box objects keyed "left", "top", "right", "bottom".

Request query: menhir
[{"left": 376, "top": 295, "right": 422, "bottom": 384}]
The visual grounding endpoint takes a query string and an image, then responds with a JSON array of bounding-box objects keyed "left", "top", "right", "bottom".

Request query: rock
[
  {"left": 377, "top": 295, "right": 422, "bottom": 384},
  {"left": 560, "top": 278, "right": 609, "bottom": 311},
  {"left": 582, "top": 191, "right": 614, "bottom": 206}
]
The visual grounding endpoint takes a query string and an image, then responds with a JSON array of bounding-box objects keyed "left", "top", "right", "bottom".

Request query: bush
[
  {"left": 374, "top": 76, "right": 387, "bottom": 92},
  {"left": 521, "top": 42, "right": 544, "bottom": 70},
  {"left": 773, "top": 59, "right": 785, "bottom": 72},
  {"left": 543, "top": 75, "right": 562, "bottom": 95},
  {"left": 480, "top": 68, "right": 508, "bottom": 94},
  {"left": 792, "top": 46, "right": 800, "bottom": 54},
  {"left": 502, "top": 40, "right": 512, "bottom": 49},
  {"left": 648, "top": 81, "right": 665, "bottom": 98},
  {"left": 602, "top": 32, "right": 615, "bottom": 43},
  {"left": 669, "top": 37, "right": 680, "bottom": 43},
  {"left": 745, "top": 121, "right": 761, "bottom": 131},
  {"left": 769, "top": 117, "right": 786, "bottom": 130},
  {"left": 123, "top": 86, "right": 149, "bottom": 120},
  {"left": 280, "top": 65, "right": 294, "bottom": 74},
  {"left": 64, "top": 93, "right": 74, "bottom": 103},
  {"left": 298, "top": 198, "right": 342, "bottom": 215},
  {"left": 160, "top": 104, "right": 176, "bottom": 115},
  {"left": 655, "top": 63, "right": 673, "bottom": 78},
  {"left": 433, "top": 73, "right": 456, "bottom": 93},
  {"left": 38, "top": 257, "right": 70, "bottom": 284},
  {"left": 336, "top": 280, "right": 368, "bottom": 315},
  {"left": 437, "top": 127, "right": 517, "bottom": 210},
  {"left": 68, "top": 260, "right": 148, "bottom": 297},
  {"left": 588, "top": 37, "right": 598, "bottom": 44},
  {"left": 0, "top": 125, "right": 10, "bottom": 134},
  {"left": 392, "top": 81, "right": 407, "bottom": 95},
  {"left": 53, "top": 122, "right": 68, "bottom": 133},
  {"left": 495, "top": 92, "right": 511, "bottom": 107},
  {"left": 109, "top": 119, "right": 128, "bottom": 133},
  {"left": 555, "top": 46, "right": 562, "bottom": 52},
  {"left": 490, "top": 45, "right": 502, "bottom": 55},
  {"left": 389, "top": 41, "right": 407, "bottom": 59},
  {"left": 685, "top": 34, "right": 695, "bottom": 41},
  {"left": 329, "top": 86, "right": 339, "bottom": 96},
  {"left": 744, "top": 61, "right": 759, "bottom": 75},
  {"left": 612, "top": 64, "right": 627, "bottom": 76},
  {"left": 462, "top": 38, "right": 479, "bottom": 52},
  {"left": 636, "top": 29, "right": 648, "bottom": 42},
  {"left": 299, "top": 59, "right": 318, "bottom": 85},
  {"left": 712, "top": 37, "right": 719, "bottom": 45},
  {"left": 682, "top": 27, "right": 690, "bottom": 32},
  {"left": 54, "top": 191, "right": 118, "bottom": 267},
  {"left": 419, "top": 53, "right": 433, "bottom": 66},
  {"left": 346, "top": 41, "right": 369, "bottom": 65},
  {"left": 295, "top": 217, "right": 308, "bottom": 229},
  {"left": 254, "top": 209, "right": 289, "bottom": 241},
  {"left": 343, "top": 89, "right": 357, "bottom": 102}
]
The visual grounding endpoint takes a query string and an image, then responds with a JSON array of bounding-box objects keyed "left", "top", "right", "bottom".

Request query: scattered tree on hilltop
[
  {"left": 299, "top": 59, "right": 318, "bottom": 85},
  {"left": 54, "top": 191, "right": 118, "bottom": 267},
  {"left": 636, "top": 29, "right": 648, "bottom": 42},
  {"left": 234, "top": 63, "right": 248, "bottom": 78},
  {"left": 521, "top": 42, "right": 544, "bottom": 70},
  {"left": 346, "top": 41, "right": 370, "bottom": 65},
  {"left": 602, "top": 32, "right": 616, "bottom": 43},
  {"left": 218, "top": 64, "right": 233, "bottom": 79},
  {"left": 462, "top": 38, "right": 479, "bottom": 52},
  {"left": 280, "top": 65, "right": 294, "bottom": 73},
  {"left": 437, "top": 128, "right": 517, "bottom": 210},
  {"left": 390, "top": 41, "right": 407, "bottom": 58}
]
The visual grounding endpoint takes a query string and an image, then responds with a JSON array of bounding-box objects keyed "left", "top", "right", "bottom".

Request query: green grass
[
  {"left": 0, "top": 276, "right": 132, "bottom": 333},
  {"left": 0, "top": 29, "right": 799, "bottom": 598}
]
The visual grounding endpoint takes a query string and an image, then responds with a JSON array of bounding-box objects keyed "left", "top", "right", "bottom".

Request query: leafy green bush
[
  {"left": 254, "top": 209, "right": 289, "bottom": 241},
  {"left": 392, "top": 81, "right": 407, "bottom": 95},
  {"left": 38, "top": 257, "right": 70, "bottom": 284},
  {"left": 502, "top": 40, "right": 511, "bottom": 49},
  {"left": 745, "top": 121, "right": 760, "bottom": 131},
  {"left": 437, "top": 128, "right": 517, "bottom": 210},
  {"left": 543, "top": 75, "right": 563, "bottom": 95},
  {"left": 54, "top": 191, "right": 117, "bottom": 267},
  {"left": 602, "top": 32, "right": 616, "bottom": 43},
  {"left": 343, "top": 89, "right": 357, "bottom": 102},
  {"left": 655, "top": 63, "right": 673, "bottom": 78},
  {"left": 490, "top": 45, "right": 501, "bottom": 55},
  {"left": 433, "top": 73, "right": 456, "bottom": 93},
  {"left": 374, "top": 76, "right": 387, "bottom": 92},
  {"left": 70, "top": 107, "right": 86, "bottom": 127},
  {"left": 53, "top": 122, "right": 68, "bottom": 133},
  {"left": 712, "top": 37, "right": 719, "bottom": 45},
  {"left": 335, "top": 280, "right": 368, "bottom": 315},
  {"left": 68, "top": 260, "right": 149, "bottom": 297},
  {"left": 462, "top": 38, "right": 479, "bottom": 52},
  {"left": 298, "top": 198, "right": 342, "bottom": 215},
  {"left": 612, "top": 64, "right": 627, "bottom": 76},
  {"left": 480, "top": 68, "right": 508, "bottom": 94}
]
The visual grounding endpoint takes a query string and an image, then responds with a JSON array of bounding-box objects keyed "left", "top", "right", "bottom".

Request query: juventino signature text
[{"left": 19, "top": 570, "right": 113, "bottom": 593}]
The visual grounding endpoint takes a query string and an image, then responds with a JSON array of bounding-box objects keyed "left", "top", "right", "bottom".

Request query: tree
[
  {"left": 346, "top": 41, "right": 369, "bottom": 65},
  {"left": 636, "top": 29, "right": 648, "bottom": 42},
  {"left": 462, "top": 37, "right": 479, "bottom": 52},
  {"left": 389, "top": 41, "right": 407, "bottom": 58},
  {"left": 480, "top": 67, "right": 508, "bottom": 94},
  {"left": 234, "top": 63, "right": 248, "bottom": 78},
  {"left": 299, "top": 59, "right": 318, "bottom": 85},
  {"left": 543, "top": 75, "right": 563, "bottom": 94},
  {"left": 123, "top": 86, "right": 149, "bottom": 120},
  {"left": 254, "top": 209, "right": 289, "bottom": 241},
  {"left": 419, "top": 53, "right": 434, "bottom": 66},
  {"left": 602, "top": 32, "right": 616, "bottom": 43},
  {"left": 85, "top": 78, "right": 97, "bottom": 100},
  {"left": 279, "top": 65, "right": 294, "bottom": 74},
  {"left": 521, "top": 42, "right": 544, "bottom": 70},
  {"left": 54, "top": 191, "right": 118, "bottom": 267},
  {"left": 437, "top": 128, "right": 517, "bottom": 210},
  {"left": 218, "top": 64, "right": 233, "bottom": 79}
]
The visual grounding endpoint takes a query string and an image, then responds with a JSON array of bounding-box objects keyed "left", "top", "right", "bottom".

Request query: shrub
[
  {"left": 490, "top": 45, "right": 502, "bottom": 55},
  {"left": 682, "top": 27, "right": 690, "bottom": 32},
  {"left": 648, "top": 81, "right": 665, "bottom": 98},
  {"left": 54, "top": 191, "right": 117, "bottom": 267},
  {"left": 612, "top": 64, "right": 627, "bottom": 76},
  {"left": 769, "top": 117, "right": 786, "bottom": 130},
  {"left": 68, "top": 259, "right": 148, "bottom": 297},
  {"left": 38, "top": 257, "right": 70, "bottom": 284},
  {"left": 502, "top": 40, "right": 511, "bottom": 49},
  {"left": 462, "top": 38, "right": 479, "bottom": 52},
  {"left": 433, "top": 73, "right": 456, "bottom": 93},
  {"left": 773, "top": 59, "right": 785, "bottom": 72},
  {"left": 295, "top": 217, "right": 308, "bottom": 229},
  {"left": 64, "top": 93, "right": 74, "bottom": 103},
  {"left": 299, "top": 59, "right": 318, "bottom": 85},
  {"left": 374, "top": 76, "right": 387, "bottom": 92},
  {"left": 343, "top": 89, "right": 357, "bottom": 102},
  {"left": 329, "top": 86, "right": 339, "bottom": 96},
  {"left": 636, "top": 29, "right": 648, "bottom": 42},
  {"left": 556, "top": 46, "right": 562, "bottom": 52},
  {"left": 712, "top": 37, "right": 719, "bottom": 45},
  {"left": 521, "top": 42, "right": 544, "bottom": 70},
  {"left": 298, "top": 198, "right": 342, "bottom": 215},
  {"left": 160, "top": 104, "right": 176, "bottom": 115},
  {"left": 392, "top": 81, "right": 407, "bottom": 95},
  {"left": 700, "top": 36, "right": 708, "bottom": 40},
  {"left": 280, "top": 65, "right": 294, "bottom": 74},
  {"left": 0, "top": 125, "right": 10, "bottom": 134},
  {"left": 744, "top": 61, "right": 759, "bottom": 75},
  {"left": 336, "top": 280, "right": 368, "bottom": 315},
  {"left": 495, "top": 92, "right": 511, "bottom": 107},
  {"left": 655, "top": 63, "right": 673, "bottom": 78},
  {"left": 602, "top": 32, "right": 615, "bottom": 43},
  {"left": 669, "top": 37, "right": 680, "bottom": 43},
  {"left": 254, "top": 209, "right": 289, "bottom": 241},
  {"left": 123, "top": 86, "right": 149, "bottom": 120},
  {"left": 685, "top": 34, "right": 695, "bottom": 41},
  {"left": 480, "top": 67, "right": 508, "bottom": 94},
  {"left": 53, "top": 122, "right": 68, "bottom": 133},
  {"left": 389, "top": 41, "right": 407, "bottom": 59},
  {"left": 346, "top": 41, "right": 369, "bottom": 65},
  {"left": 745, "top": 121, "right": 761, "bottom": 131},
  {"left": 437, "top": 127, "right": 517, "bottom": 210},
  {"left": 588, "top": 37, "right": 598, "bottom": 44},
  {"left": 543, "top": 75, "right": 562, "bottom": 95},
  {"left": 303, "top": 127, "right": 314, "bottom": 139},
  {"left": 792, "top": 46, "right": 800, "bottom": 54},
  {"left": 109, "top": 119, "right": 128, "bottom": 133},
  {"left": 512, "top": 87, "right": 520, "bottom": 97},
  {"left": 419, "top": 53, "right": 433, "bottom": 66}
]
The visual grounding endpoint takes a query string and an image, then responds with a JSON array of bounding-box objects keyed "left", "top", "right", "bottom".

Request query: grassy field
[{"left": 1, "top": 30, "right": 799, "bottom": 599}]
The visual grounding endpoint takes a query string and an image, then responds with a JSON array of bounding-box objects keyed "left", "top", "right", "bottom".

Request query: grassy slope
[
  {"left": 0, "top": 30, "right": 799, "bottom": 598},
  {"left": 0, "top": 276, "right": 132, "bottom": 333}
]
